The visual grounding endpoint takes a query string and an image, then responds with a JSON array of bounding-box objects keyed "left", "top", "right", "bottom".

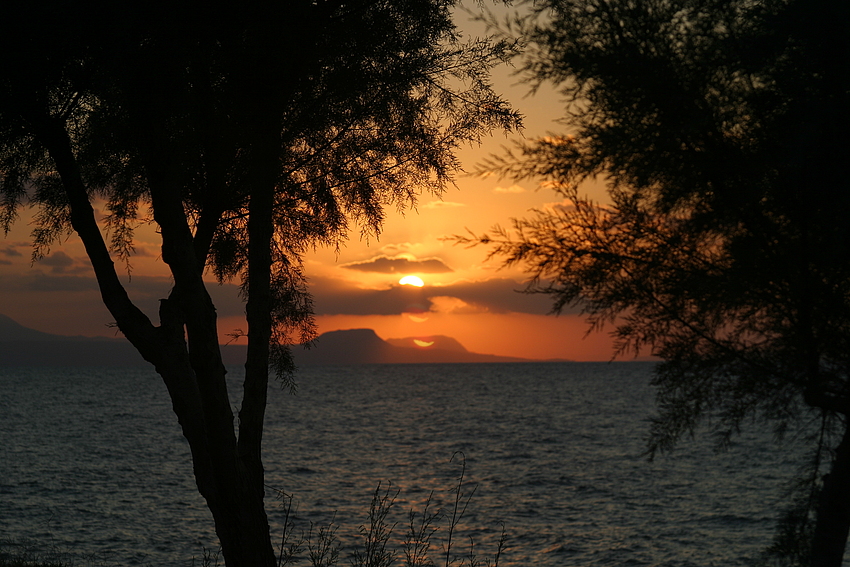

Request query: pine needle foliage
[{"left": 459, "top": 0, "right": 850, "bottom": 562}]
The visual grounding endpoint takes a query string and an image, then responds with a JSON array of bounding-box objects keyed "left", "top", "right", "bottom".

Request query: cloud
[
  {"left": 379, "top": 243, "right": 415, "bottom": 256},
  {"left": 309, "top": 276, "right": 578, "bottom": 316},
  {"left": 310, "top": 276, "right": 432, "bottom": 316},
  {"left": 494, "top": 184, "right": 526, "bottom": 194},
  {"left": 131, "top": 244, "right": 158, "bottom": 257},
  {"left": 0, "top": 245, "right": 23, "bottom": 258},
  {"left": 36, "top": 251, "right": 94, "bottom": 274},
  {"left": 427, "top": 278, "right": 562, "bottom": 315},
  {"left": 0, "top": 272, "right": 246, "bottom": 319},
  {"left": 118, "top": 276, "right": 245, "bottom": 318},
  {"left": 39, "top": 251, "right": 75, "bottom": 272},
  {"left": 0, "top": 272, "right": 100, "bottom": 292},
  {"left": 0, "top": 268, "right": 579, "bottom": 331},
  {"left": 422, "top": 200, "right": 466, "bottom": 209},
  {"left": 540, "top": 198, "right": 578, "bottom": 213},
  {"left": 340, "top": 255, "right": 453, "bottom": 274},
  {"left": 428, "top": 296, "right": 484, "bottom": 314}
]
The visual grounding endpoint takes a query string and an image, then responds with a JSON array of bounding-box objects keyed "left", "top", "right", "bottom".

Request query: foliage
[{"left": 461, "top": 0, "right": 850, "bottom": 562}]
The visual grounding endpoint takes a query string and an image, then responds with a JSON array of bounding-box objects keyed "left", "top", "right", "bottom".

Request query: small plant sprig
[
  {"left": 269, "top": 485, "right": 341, "bottom": 567},
  {"left": 193, "top": 547, "right": 221, "bottom": 567},
  {"left": 268, "top": 454, "right": 506, "bottom": 567},
  {"left": 403, "top": 492, "right": 440, "bottom": 567},
  {"left": 351, "top": 482, "right": 399, "bottom": 567},
  {"left": 443, "top": 452, "right": 477, "bottom": 567},
  {"left": 306, "top": 516, "right": 340, "bottom": 567},
  {"left": 276, "top": 491, "right": 305, "bottom": 567}
]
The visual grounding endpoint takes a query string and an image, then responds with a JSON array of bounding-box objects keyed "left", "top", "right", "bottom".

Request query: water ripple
[{"left": 0, "top": 362, "right": 815, "bottom": 566}]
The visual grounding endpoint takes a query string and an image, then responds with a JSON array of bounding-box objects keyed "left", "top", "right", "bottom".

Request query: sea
[{"left": 0, "top": 362, "right": 820, "bottom": 566}]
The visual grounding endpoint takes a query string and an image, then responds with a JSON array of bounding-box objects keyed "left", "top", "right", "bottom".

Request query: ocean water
[{"left": 0, "top": 362, "right": 813, "bottom": 566}]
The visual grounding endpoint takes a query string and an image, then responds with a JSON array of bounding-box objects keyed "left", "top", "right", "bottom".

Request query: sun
[
  {"left": 413, "top": 339, "right": 435, "bottom": 347},
  {"left": 399, "top": 275, "right": 424, "bottom": 287}
]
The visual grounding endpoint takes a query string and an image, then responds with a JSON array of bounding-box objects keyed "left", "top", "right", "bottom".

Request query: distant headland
[{"left": 0, "top": 314, "right": 550, "bottom": 366}]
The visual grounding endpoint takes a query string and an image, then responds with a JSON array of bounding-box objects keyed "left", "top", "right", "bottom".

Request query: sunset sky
[{"left": 0, "top": 5, "right": 617, "bottom": 361}]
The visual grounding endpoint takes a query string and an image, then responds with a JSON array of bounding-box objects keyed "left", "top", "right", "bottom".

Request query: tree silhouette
[
  {"left": 462, "top": 0, "right": 850, "bottom": 564},
  {"left": 0, "top": 2, "right": 520, "bottom": 565}
]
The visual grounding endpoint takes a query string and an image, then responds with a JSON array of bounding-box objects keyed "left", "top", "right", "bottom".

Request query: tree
[
  {"left": 462, "top": 0, "right": 850, "bottom": 564},
  {"left": 0, "top": 2, "right": 520, "bottom": 565}
]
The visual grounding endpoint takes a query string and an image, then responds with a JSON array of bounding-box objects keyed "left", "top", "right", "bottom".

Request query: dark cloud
[
  {"left": 0, "top": 246, "right": 22, "bottom": 258},
  {"left": 309, "top": 276, "right": 578, "bottom": 316},
  {"left": 430, "top": 278, "right": 558, "bottom": 315},
  {"left": 340, "top": 255, "right": 453, "bottom": 274},
  {"left": 120, "top": 276, "right": 245, "bottom": 319},
  {"left": 311, "top": 276, "right": 432, "bottom": 315},
  {"left": 36, "top": 251, "right": 95, "bottom": 274},
  {"left": 0, "top": 272, "right": 245, "bottom": 319},
  {"left": 0, "top": 272, "right": 100, "bottom": 292},
  {"left": 131, "top": 245, "right": 158, "bottom": 258},
  {"left": 0, "top": 269, "right": 574, "bottom": 328},
  {"left": 39, "top": 251, "right": 75, "bottom": 268}
]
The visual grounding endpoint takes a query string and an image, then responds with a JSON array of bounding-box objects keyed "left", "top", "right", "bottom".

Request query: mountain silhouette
[
  {"left": 0, "top": 315, "right": 530, "bottom": 366},
  {"left": 0, "top": 313, "right": 90, "bottom": 342},
  {"left": 0, "top": 314, "right": 145, "bottom": 366},
  {"left": 288, "top": 329, "right": 528, "bottom": 365}
]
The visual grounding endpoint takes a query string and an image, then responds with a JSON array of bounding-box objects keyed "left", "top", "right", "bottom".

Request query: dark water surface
[{"left": 0, "top": 363, "right": 812, "bottom": 565}]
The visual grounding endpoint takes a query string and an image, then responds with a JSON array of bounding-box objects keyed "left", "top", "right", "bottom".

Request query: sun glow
[{"left": 398, "top": 275, "right": 425, "bottom": 287}]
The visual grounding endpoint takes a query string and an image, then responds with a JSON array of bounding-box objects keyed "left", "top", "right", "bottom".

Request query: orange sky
[{"left": 0, "top": 4, "right": 620, "bottom": 361}]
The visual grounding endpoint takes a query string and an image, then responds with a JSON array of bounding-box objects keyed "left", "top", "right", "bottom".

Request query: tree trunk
[
  {"left": 39, "top": 113, "right": 277, "bottom": 567},
  {"left": 144, "top": 161, "right": 277, "bottom": 565},
  {"left": 166, "top": 297, "right": 276, "bottom": 567},
  {"left": 199, "top": 475, "right": 276, "bottom": 567},
  {"left": 229, "top": 67, "right": 286, "bottom": 567},
  {"left": 811, "top": 420, "right": 850, "bottom": 566}
]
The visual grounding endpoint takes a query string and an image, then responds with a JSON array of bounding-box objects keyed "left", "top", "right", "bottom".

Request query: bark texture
[{"left": 811, "top": 421, "right": 850, "bottom": 567}]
